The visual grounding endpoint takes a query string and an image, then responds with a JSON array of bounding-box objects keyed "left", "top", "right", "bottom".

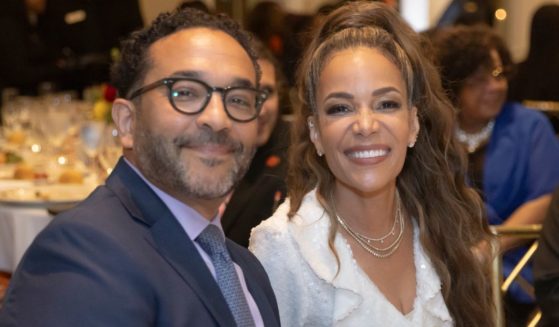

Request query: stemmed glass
[
  {"left": 37, "top": 93, "right": 76, "bottom": 154},
  {"left": 79, "top": 121, "right": 105, "bottom": 168},
  {"left": 97, "top": 124, "right": 122, "bottom": 177}
]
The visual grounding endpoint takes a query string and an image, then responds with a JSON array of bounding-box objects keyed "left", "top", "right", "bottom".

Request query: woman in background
[
  {"left": 429, "top": 24, "right": 559, "bottom": 326},
  {"left": 221, "top": 39, "right": 289, "bottom": 247},
  {"left": 250, "top": 2, "right": 494, "bottom": 326}
]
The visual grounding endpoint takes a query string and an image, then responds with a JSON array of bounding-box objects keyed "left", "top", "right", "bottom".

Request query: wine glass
[
  {"left": 37, "top": 94, "right": 74, "bottom": 151},
  {"left": 80, "top": 121, "right": 105, "bottom": 167},
  {"left": 97, "top": 124, "right": 122, "bottom": 177}
]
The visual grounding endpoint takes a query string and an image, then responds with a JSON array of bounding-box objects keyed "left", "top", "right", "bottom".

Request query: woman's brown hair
[{"left": 287, "top": 2, "right": 495, "bottom": 325}]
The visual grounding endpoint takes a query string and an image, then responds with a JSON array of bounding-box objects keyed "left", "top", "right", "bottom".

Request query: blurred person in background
[
  {"left": 0, "top": 0, "right": 62, "bottom": 108},
  {"left": 38, "top": 0, "right": 143, "bottom": 92},
  {"left": 221, "top": 39, "right": 289, "bottom": 247},
  {"left": 250, "top": 2, "right": 494, "bottom": 326},
  {"left": 429, "top": 24, "right": 559, "bottom": 326},
  {"left": 245, "top": 1, "right": 286, "bottom": 63},
  {"left": 533, "top": 186, "right": 559, "bottom": 326},
  {"left": 508, "top": 4, "right": 559, "bottom": 132},
  {"left": 437, "top": 0, "right": 496, "bottom": 27},
  {"left": 508, "top": 4, "right": 559, "bottom": 103}
]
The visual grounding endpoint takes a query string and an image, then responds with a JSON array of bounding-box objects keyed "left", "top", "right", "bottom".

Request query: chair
[
  {"left": 523, "top": 100, "right": 559, "bottom": 134},
  {"left": 490, "top": 225, "right": 542, "bottom": 327}
]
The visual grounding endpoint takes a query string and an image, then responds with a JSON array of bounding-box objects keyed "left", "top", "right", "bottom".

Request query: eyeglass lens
[{"left": 170, "top": 79, "right": 260, "bottom": 121}]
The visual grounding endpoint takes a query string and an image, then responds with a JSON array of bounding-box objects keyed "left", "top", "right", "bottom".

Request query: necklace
[
  {"left": 336, "top": 192, "right": 405, "bottom": 258},
  {"left": 455, "top": 120, "right": 495, "bottom": 153}
]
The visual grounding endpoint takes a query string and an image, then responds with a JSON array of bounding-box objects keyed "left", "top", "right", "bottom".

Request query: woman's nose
[{"left": 352, "top": 109, "right": 379, "bottom": 136}]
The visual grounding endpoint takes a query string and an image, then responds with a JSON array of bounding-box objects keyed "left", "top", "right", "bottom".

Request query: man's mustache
[{"left": 174, "top": 130, "right": 244, "bottom": 153}]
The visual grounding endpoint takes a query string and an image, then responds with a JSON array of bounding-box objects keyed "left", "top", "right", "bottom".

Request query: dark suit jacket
[{"left": 0, "top": 159, "right": 280, "bottom": 326}]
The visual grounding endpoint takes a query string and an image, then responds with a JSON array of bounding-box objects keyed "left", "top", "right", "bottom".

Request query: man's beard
[{"left": 134, "top": 124, "right": 255, "bottom": 200}]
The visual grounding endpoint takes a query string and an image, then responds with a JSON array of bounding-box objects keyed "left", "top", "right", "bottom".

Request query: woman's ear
[
  {"left": 112, "top": 98, "right": 135, "bottom": 149},
  {"left": 307, "top": 116, "right": 324, "bottom": 157},
  {"left": 408, "top": 106, "right": 420, "bottom": 148}
]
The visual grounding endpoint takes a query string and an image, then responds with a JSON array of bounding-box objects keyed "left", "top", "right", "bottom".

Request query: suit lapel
[
  {"left": 149, "top": 217, "right": 235, "bottom": 326},
  {"left": 106, "top": 159, "right": 236, "bottom": 326}
]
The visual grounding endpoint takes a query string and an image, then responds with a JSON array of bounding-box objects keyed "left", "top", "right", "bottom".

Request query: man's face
[{"left": 130, "top": 28, "right": 258, "bottom": 204}]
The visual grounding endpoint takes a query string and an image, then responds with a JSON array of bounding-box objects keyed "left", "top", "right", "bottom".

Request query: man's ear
[{"left": 112, "top": 98, "right": 135, "bottom": 149}]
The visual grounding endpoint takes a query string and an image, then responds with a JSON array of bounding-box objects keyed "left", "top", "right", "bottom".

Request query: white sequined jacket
[{"left": 249, "top": 189, "right": 453, "bottom": 326}]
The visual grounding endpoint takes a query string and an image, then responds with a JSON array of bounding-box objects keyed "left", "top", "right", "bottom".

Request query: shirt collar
[{"left": 123, "top": 158, "right": 221, "bottom": 241}]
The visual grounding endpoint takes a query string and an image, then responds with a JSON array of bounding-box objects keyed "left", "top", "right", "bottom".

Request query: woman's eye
[
  {"left": 377, "top": 100, "right": 401, "bottom": 111},
  {"left": 325, "top": 104, "right": 352, "bottom": 115}
]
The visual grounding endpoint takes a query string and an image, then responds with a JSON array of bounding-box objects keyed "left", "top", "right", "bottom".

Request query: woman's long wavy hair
[{"left": 286, "top": 2, "right": 494, "bottom": 326}]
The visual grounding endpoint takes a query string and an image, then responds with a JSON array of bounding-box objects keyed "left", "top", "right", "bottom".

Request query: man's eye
[
  {"left": 172, "top": 88, "right": 200, "bottom": 100},
  {"left": 227, "top": 95, "right": 252, "bottom": 108},
  {"left": 325, "top": 104, "right": 352, "bottom": 115}
]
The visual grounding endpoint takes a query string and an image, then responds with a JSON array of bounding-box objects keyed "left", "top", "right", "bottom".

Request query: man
[{"left": 0, "top": 7, "right": 279, "bottom": 327}]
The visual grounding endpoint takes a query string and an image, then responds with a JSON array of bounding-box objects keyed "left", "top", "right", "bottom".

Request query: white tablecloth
[{"left": 0, "top": 206, "right": 53, "bottom": 272}]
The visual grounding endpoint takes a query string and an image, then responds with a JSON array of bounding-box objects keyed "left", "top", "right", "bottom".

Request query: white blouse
[{"left": 249, "top": 190, "right": 453, "bottom": 326}]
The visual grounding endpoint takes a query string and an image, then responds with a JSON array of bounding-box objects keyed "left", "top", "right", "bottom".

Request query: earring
[
  {"left": 408, "top": 141, "right": 416, "bottom": 148},
  {"left": 317, "top": 149, "right": 323, "bottom": 157}
]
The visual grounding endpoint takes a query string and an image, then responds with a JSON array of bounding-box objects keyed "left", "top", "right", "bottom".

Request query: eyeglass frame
[
  {"left": 127, "top": 77, "right": 268, "bottom": 122},
  {"left": 463, "top": 66, "right": 510, "bottom": 88}
]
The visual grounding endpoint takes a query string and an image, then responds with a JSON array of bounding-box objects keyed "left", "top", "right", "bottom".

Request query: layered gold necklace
[{"left": 336, "top": 192, "right": 404, "bottom": 258}]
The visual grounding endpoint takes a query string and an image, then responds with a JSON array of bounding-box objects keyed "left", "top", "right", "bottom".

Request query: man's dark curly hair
[
  {"left": 111, "top": 7, "right": 260, "bottom": 98},
  {"left": 429, "top": 24, "right": 513, "bottom": 105}
]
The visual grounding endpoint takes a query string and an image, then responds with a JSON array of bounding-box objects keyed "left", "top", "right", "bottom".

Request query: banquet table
[
  {"left": 0, "top": 205, "right": 53, "bottom": 272},
  {"left": 0, "top": 177, "right": 99, "bottom": 273},
  {"left": 0, "top": 94, "right": 119, "bottom": 273}
]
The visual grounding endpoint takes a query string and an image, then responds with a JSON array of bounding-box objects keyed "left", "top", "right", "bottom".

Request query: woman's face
[
  {"left": 457, "top": 49, "right": 507, "bottom": 129},
  {"left": 255, "top": 59, "right": 280, "bottom": 146},
  {"left": 309, "top": 47, "right": 419, "bottom": 196}
]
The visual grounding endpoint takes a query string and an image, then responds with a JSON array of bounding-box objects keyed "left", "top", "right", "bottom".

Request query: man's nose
[{"left": 195, "top": 92, "right": 232, "bottom": 132}]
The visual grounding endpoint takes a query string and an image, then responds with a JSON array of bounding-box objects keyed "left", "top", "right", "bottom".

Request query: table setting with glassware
[{"left": 0, "top": 88, "right": 121, "bottom": 273}]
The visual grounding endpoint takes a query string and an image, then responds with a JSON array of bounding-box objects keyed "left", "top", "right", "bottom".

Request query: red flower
[{"left": 103, "top": 84, "right": 117, "bottom": 102}]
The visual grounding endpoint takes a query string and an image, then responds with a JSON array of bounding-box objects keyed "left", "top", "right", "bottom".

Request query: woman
[
  {"left": 429, "top": 25, "right": 559, "bottom": 326},
  {"left": 249, "top": 2, "right": 494, "bottom": 326},
  {"left": 221, "top": 39, "right": 289, "bottom": 247}
]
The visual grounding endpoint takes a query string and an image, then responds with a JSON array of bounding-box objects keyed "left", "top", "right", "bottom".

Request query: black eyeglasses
[{"left": 128, "top": 77, "right": 268, "bottom": 122}]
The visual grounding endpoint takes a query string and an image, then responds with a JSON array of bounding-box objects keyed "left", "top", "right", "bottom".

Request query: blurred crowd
[
  {"left": 1, "top": 0, "right": 559, "bottom": 325},
  {"left": 0, "top": 0, "right": 143, "bottom": 107}
]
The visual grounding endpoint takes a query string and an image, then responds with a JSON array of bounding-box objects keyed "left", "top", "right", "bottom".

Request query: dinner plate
[{"left": 0, "top": 183, "right": 96, "bottom": 208}]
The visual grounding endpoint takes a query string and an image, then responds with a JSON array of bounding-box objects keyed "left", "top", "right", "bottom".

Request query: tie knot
[{"left": 196, "top": 224, "right": 226, "bottom": 257}]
